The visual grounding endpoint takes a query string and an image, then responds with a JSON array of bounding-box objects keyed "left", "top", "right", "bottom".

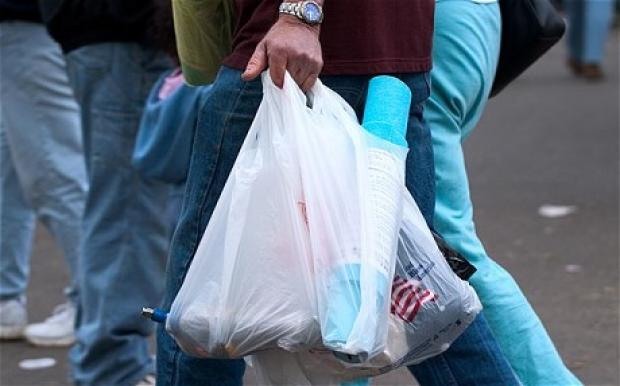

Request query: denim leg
[
  {"left": 0, "top": 124, "right": 35, "bottom": 299},
  {"left": 166, "top": 184, "right": 186, "bottom": 236},
  {"left": 581, "top": 0, "right": 614, "bottom": 63},
  {"left": 408, "top": 314, "right": 520, "bottom": 386},
  {"left": 566, "top": 0, "right": 614, "bottom": 64},
  {"left": 566, "top": 0, "right": 585, "bottom": 62},
  {"left": 398, "top": 72, "right": 435, "bottom": 225},
  {"left": 66, "top": 43, "right": 172, "bottom": 386},
  {"left": 0, "top": 22, "right": 86, "bottom": 302}
]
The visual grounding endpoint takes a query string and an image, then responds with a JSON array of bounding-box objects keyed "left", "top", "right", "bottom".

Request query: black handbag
[
  {"left": 432, "top": 232, "right": 477, "bottom": 281},
  {"left": 491, "top": 0, "right": 566, "bottom": 97}
]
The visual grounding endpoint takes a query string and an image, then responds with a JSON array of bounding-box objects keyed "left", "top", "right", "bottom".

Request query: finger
[
  {"left": 268, "top": 49, "right": 288, "bottom": 88},
  {"left": 242, "top": 42, "right": 267, "bottom": 81},
  {"left": 300, "top": 73, "right": 319, "bottom": 93},
  {"left": 289, "top": 60, "right": 312, "bottom": 90}
]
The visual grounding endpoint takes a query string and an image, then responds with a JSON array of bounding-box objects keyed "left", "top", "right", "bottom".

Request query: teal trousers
[{"left": 429, "top": 1, "right": 582, "bottom": 385}]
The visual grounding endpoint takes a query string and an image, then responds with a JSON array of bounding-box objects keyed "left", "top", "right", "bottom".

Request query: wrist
[{"left": 278, "top": 14, "right": 321, "bottom": 35}]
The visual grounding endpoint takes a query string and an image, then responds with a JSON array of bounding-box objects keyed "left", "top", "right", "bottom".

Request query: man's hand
[{"left": 241, "top": 15, "right": 323, "bottom": 92}]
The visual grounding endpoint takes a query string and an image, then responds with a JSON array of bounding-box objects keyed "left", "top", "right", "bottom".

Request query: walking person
[
  {"left": 421, "top": 0, "right": 582, "bottom": 384},
  {"left": 39, "top": 1, "right": 173, "bottom": 384},
  {"left": 565, "top": 0, "right": 616, "bottom": 79},
  {"left": 156, "top": 1, "right": 520, "bottom": 385},
  {"left": 0, "top": 0, "right": 87, "bottom": 347}
]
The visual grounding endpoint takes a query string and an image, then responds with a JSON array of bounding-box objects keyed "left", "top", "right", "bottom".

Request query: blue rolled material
[
  {"left": 323, "top": 77, "right": 411, "bottom": 386},
  {"left": 362, "top": 76, "right": 411, "bottom": 147}
]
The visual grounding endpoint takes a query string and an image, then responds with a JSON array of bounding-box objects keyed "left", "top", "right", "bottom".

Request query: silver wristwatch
[{"left": 279, "top": 1, "right": 324, "bottom": 25}]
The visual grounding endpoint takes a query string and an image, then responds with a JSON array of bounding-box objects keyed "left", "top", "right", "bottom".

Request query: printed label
[
  {"left": 366, "top": 148, "right": 403, "bottom": 277},
  {"left": 390, "top": 275, "right": 438, "bottom": 323}
]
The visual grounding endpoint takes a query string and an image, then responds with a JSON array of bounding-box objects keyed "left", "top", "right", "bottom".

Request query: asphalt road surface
[{"left": 0, "top": 33, "right": 618, "bottom": 386}]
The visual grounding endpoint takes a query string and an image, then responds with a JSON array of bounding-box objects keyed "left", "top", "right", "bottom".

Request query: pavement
[{"left": 0, "top": 33, "right": 618, "bottom": 386}]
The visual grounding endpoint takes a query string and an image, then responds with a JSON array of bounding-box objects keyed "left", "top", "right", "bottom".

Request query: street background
[{"left": 0, "top": 31, "right": 618, "bottom": 385}]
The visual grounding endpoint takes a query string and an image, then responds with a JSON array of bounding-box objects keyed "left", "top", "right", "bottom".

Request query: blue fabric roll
[{"left": 362, "top": 76, "right": 411, "bottom": 147}]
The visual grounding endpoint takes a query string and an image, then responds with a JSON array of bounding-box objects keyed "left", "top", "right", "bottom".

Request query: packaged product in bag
[
  {"left": 166, "top": 71, "right": 464, "bottom": 363},
  {"left": 306, "top": 77, "right": 409, "bottom": 361},
  {"left": 167, "top": 72, "right": 406, "bottom": 358},
  {"left": 166, "top": 73, "right": 321, "bottom": 357},
  {"left": 251, "top": 190, "right": 482, "bottom": 384}
]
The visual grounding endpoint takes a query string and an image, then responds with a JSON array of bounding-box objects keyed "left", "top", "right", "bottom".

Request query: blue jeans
[
  {"left": 156, "top": 66, "right": 517, "bottom": 385},
  {"left": 0, "top": 21, "right": 87, "bottom": 303},
  {"left": 408, "top": 314, "right": 519, "bottom": 386},
  {"left": 65, "top": 43, "right": 172, "bottom": 386},
  {"left": 566, "top": 0, "right": 615, "bottom": 64}
]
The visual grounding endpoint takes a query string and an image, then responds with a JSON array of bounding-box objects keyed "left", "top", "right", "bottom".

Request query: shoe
[
  {"left": 0, "top": 296, "right": 27, "bottom": 339},
  {"left": 567, "top": 59, "right": 605, "bottom": 80},
  {"left": 580, "top": 63, "right": 605, "bottom": 80},
  {"left": 24, "top": 302, "right": 76, "bottom": 347},
  {"left": 135, "top": 374, "right": 156, "bottom": 386}
]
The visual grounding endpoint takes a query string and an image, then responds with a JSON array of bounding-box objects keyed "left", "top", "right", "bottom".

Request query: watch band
[
  {"left": 279, "top": 1, "right": 323, "bottom": 25},
  {"left": 279, "top": 2, "right": 302, "bottom": 17}
]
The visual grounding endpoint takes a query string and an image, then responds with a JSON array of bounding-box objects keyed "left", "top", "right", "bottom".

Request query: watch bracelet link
[
  {"left": 279, "top": 1, "right": 323, "bottom": 24},
  {"left": 279, "top": 2, "right": 302, "bottom": 19}
]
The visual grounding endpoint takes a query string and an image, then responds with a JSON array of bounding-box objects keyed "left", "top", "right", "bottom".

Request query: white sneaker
[
  {"left": 0, "top": 296, "right": 27, "bottom": 339},
  {"left": 24, "top": 302, "right": 76, "bottom": 347},
  {"left": 135, "top": 374, "right": 156, "bottom": 386}
]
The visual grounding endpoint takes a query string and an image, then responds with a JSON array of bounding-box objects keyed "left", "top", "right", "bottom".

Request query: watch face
[{"left": 302, "top": 2, "right": 321, "bottom": 23}]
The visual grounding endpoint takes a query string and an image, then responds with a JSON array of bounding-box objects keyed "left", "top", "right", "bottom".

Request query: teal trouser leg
[{"left": 430, "top": 1, "right": 582, "bottom": 385}]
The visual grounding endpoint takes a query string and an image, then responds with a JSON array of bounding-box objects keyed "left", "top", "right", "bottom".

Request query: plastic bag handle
[
  {"left": 261, "top": 70, "right": 332, "bottom": 112},
  {"left": 261, "top": 72, "right": 306, "bottom": 106}
]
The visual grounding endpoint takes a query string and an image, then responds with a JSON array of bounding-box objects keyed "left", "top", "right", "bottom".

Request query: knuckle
[
  {"left": 269, "top": 41, "right": 288, "bottom": 56},
  {"left": 299, "top": 51, "right": 312, "bottom": 62}
]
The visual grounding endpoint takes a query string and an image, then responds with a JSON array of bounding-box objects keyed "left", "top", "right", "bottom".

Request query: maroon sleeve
[{"left": 223, "top": 0, "right": 435, "bottom": 75}]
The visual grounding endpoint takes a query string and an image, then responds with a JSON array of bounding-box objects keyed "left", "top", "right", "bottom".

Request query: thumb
[{"left": 242, "top": 42, "right": 267, "bottom": 81}]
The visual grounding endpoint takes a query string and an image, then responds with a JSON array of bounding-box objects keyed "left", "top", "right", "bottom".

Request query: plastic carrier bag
[
  {"left": 166, "top": 73, "right": 318, "bottom": 358},
  {"left": 250, "top": 191, "right": 482, "bottom": 385},
  {"left": 167, "top": 72, "right": 407, "bottom": 359}
]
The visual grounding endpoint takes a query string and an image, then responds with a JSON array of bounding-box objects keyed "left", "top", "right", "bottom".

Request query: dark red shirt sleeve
[{"left": 223, "top": 0, "right": 435, "bottom": 75}]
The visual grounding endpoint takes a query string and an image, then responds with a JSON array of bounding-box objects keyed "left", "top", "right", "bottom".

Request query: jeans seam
[
  {"left": 438, "top": 355, "right": 460, "bottom": 386},
  {"left": 479, "top": 323, "right": 516, "bottom": 384},
  {"left": 19, "top": 68, "right": 56, "bottom": 209},
  {"left": 168, "top": 342, "right": 180, "bottom": 386}
]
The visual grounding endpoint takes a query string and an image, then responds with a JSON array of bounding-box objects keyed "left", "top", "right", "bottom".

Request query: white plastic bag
[
  {"left": 297, "top": 77, "right": 408, "bottom": 360},
  {"left": 167, "top": 72, "right": 405, "bottom": 358},
  {"left": 251, "top": 190, "right": 482, "bottom": 384},
  {"left": 166, "top": 73, "right": 320, "bottom": 358}
]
